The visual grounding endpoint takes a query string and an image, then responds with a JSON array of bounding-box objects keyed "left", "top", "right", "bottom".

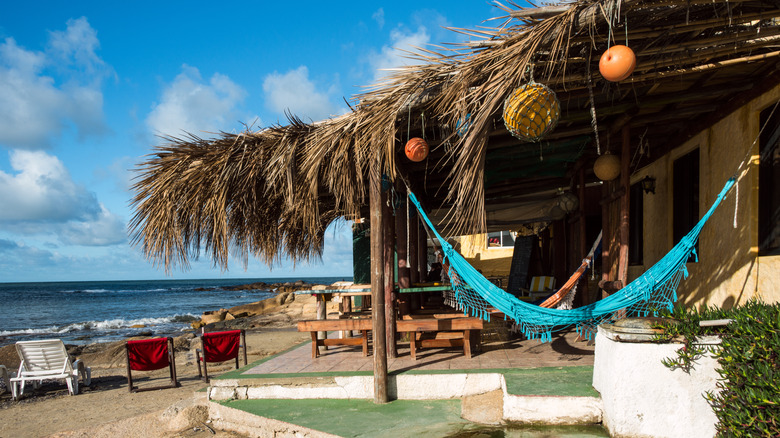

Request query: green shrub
[{"left": 655, "top": 300, "right": 780, "bottom": 437}]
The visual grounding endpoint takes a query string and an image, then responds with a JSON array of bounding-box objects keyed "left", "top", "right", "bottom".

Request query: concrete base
[
  {"left": 593, "top": 328, "right": 721, "bottom": 438},
  {"left": 209, "top": 373, "right": 504, "bottom": 401},
  {"left": 503, "top": 394, "right": 603, "bottom": 425}
]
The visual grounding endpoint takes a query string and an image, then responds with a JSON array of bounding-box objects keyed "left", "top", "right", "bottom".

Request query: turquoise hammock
[{"left": 408, "top": 177, "right": 736, "bottom": 342}]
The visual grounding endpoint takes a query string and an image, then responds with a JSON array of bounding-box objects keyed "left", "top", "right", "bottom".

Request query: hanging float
[
  {"left": 404, "top": 137, "right": 429, "bottom": 162},
  {"left": 503, "top": 82, "right": 560, "bottom": 142},
  {"left": 599, "top": 45, "right": 636, "bottom": 82}
]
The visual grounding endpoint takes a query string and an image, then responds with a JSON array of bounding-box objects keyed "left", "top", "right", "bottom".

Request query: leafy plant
[
  {"left": 653, "top": 304, "right": 729, "bottom": 372},
  {"left": 654, "top": 300, "right": 780, "bottom": 437}
]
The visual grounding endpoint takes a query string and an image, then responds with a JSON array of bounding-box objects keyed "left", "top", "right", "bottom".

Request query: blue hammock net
[{"left": 408, "top": 177, "right": 736, "bottom": 342}]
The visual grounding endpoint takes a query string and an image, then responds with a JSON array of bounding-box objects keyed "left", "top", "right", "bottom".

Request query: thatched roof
[{"left": 131, "top": 0, "right": 780, "bottom": 271}]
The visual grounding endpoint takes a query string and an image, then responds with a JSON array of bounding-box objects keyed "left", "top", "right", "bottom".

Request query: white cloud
[
  {"left": 146, "top": 65, "right": 246, "bottom": 136},
  {"left": 0, "top": 238, "right": 57, "bottom": 269},
  {"left": 0, "top": 17, "right": 109, "bottom": 150},
  {"left": 60, "top": 205, "right": 126, "bottom": 246},
  {"left": 369, "top": 25, "right": 431, "bottom": 81},
  {"left": 0, "top": 150, "right": 99, "bottom": 223},
  {"left": 47, "top": 17, "right": 106, "bottom": 78},
  {"left": 0, "top": 150, "right": 126, "bottom": 246},
  {"left": 262, "top": 66, "right": 340, "bottom": 122},
  {"left": 372, "top": 8, "right": 385, "bottom": 29}
]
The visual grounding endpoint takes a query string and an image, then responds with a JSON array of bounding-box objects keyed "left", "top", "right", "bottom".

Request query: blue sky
[{"left": 0, "top": 1, "right": 502, "bottom": 283}]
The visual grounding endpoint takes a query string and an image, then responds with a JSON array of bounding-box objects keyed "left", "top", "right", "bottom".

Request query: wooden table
[{"left": 396, "top": 317, "right": 483, "bottom": 360}]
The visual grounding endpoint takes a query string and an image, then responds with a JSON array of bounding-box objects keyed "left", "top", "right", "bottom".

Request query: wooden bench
[
  {"left": 396, "top": 317, "right": 483, "bottom": 360},
  {"left": 297, "top": 319, "right": 372, "bottom": 358}
]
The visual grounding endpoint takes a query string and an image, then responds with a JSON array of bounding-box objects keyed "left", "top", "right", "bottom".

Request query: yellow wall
[
  {"left": 632, "top": 85, "right": 780, "bottom": 309},
  {"left": 460, "top": 234, "right": 513, "bottom": 277}
]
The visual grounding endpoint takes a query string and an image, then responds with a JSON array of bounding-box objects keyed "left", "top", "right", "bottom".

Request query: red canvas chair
[
  {"left": 125, "top": 337, "right": 178, "bottom": 392},
  {"left": 196, "top": 329, "right": 247, "bottom": 382}
]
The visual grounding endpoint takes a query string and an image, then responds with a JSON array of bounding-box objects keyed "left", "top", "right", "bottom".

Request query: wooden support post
[
  {"left": 418, "top": 222, "right": 427, "bottom": 279},
  {"left": 601, "top": 181, "right": 611, "bottom": 300},
  {"left": 408, "top": 208, "right": 419, "bottom": 284},
  {"left": 383, "top": 185, "right": 397, "bottom": 359},
  {"left": 618, "top": 125, "right": 631, "bottom": 288},
  {"left": 316, "top": 294, "right": 327, "bottom": 348},
  {"left": 577, "top": 167, "right": 589, "bottom": 306},
  {"left": 415, "top": 221, "right": 427, "bottom": 310},
  {"left": 369, "top": 167, "right": 388, "bottom": 404},
  {"left": 395, "top": 194, "right": 411, "bottom": 317},
  {"left": 553, "top": 220, "right": 566, "bottom": 292}
]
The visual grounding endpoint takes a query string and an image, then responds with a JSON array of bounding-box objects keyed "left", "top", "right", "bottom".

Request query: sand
[{"left": 0, "top": 294, "right": 330, "bottom": 438}]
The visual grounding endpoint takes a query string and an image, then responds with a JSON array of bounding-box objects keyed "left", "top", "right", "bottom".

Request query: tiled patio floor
[{"left": 244, "top": 329, "right": 595, "bottom": 375}]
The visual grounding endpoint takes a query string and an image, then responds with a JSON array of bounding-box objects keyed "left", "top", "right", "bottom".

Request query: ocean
[{"left": 0, "top": 277, "right": 348, "bottom": 348}]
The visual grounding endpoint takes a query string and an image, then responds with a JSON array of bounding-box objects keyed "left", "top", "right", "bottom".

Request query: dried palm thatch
[{"left": 131, "top": 0, "right": 780, "bottom": 271}]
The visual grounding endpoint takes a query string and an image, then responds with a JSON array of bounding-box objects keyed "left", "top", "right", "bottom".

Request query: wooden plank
[
  {"left": 383, "top": 188, "right": 396, "bottom": 359},
  {"left": 396, "top": 318, "right": 483, "bottom": 332},
  {"left": 397, "top": 285, "right": 452, "bottom": 293},
  {"left": 577, "top": 167, "right": 588, "bottom": 306},
  {"left": 298, "top": 319, "right": 372, "bottom": 331},
  {"left": 321, "top": 338, "right": 364, "bottom": 347},
  {"left": 618, "top": 125, "right": 630, "bottom": 288},
  {"left": 418, "top": 339, "right": 464, "bottom": 348},
  {"left": 401, "top": 312, "right": 469, "bottom": 320}
]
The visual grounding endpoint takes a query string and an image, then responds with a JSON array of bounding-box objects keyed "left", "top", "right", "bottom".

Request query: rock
[
  {"left": 461, "top": 389, "right": 504, "bottom": 425},
  {"left": 275, "top": 291, "right": 292, "bottom": 305},
  {"left": 223, "top": 312, "right": 236, "bottom": 321},
  {"left": 130, "top": 324, "right": 146, "bottom": 328},
  {"left": 191, "top": 320, "right": 206, "bottom": 330},
  {"left": 201, "top": 309, "right": 228, "bottom": 325},
  {"left": 160, "top": 399, "right": 210, "bottom": 432},
  {"left": 172, "top": 333, "right": 195, "bottom": 352}
]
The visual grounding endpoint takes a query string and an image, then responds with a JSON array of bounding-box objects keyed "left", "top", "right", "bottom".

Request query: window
[
  {"left": 487, "top": 231, "right": 516, "bottom": 248},
  {"left": 674, "top": 149, "right": 699, "bottom": 262},
  {"left": 629, "top": 182, "right": 643, "bottom": 265},
  {"left": 759, "top": 103, "right": 780, "bottom": 255}
]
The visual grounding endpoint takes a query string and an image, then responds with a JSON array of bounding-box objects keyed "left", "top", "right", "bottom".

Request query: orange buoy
[
  {"left": 405, "top": 137, "right": 429, "bottom": 162},
  {"left": 599, "top": 45, "right": 636, "bottom": 82}
]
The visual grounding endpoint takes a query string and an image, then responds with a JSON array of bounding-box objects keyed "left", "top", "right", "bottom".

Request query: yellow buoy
[{"left": 503, "top": 82, "right": 560, "bottom": 142}]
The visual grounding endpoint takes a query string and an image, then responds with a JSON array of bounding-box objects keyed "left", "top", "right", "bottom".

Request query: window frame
[{"left": 486, "top": 230, "right": 516, "bottom": 249}]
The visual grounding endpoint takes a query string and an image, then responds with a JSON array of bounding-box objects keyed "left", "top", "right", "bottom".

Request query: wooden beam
[
  {"left": 418, "top": 221, "right": 428, "bottom": 283},
  {"left": 395, "top": 190, "right": 411, "bottom": 317},
  {"left": 577, "top": 167, "right": 589, "bottom": 307},
  {"left": 601, "top": 180, "right": 610, "bottom": 300},
  {"left": 369, "top": 166, "right": 388, "bottom": 404},
  {"left": 383, "top": 184, "right": 397, "bottom": 359},
  {"left": 618, "top": 125, "right": 631, "bottom": 288}
]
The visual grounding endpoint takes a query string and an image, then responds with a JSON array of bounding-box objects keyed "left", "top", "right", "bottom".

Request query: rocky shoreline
[
  {"left": 0, "top": 280, "right": 340, "bottom": 376},
  {"left": 192, "top": 280, "right": 327, "bottom": 329}
]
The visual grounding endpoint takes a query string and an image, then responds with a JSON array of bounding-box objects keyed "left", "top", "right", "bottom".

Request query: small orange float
[
  {"left": 405, "top": 137, "right": 429, "bottom": 162},
  {"left": 599, "top": 45, "right": 636, "bottom": 82}
]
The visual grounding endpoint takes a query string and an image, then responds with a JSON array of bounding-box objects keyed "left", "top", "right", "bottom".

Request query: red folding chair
[
  {"left": 125, "top": 337, "right": 178, "bottom": 392},
  {"left": 196, "top": 329, "right": 247, "bottom": 382}
]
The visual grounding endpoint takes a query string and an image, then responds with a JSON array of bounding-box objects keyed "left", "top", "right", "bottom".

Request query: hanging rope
[{"left": 587, "top": 63, "right": 602, "bottom": 155}]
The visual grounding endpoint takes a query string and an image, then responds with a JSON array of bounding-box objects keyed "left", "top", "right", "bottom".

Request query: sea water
[{"left": 0, "top": 277, "right": 348, "bottom": 347}]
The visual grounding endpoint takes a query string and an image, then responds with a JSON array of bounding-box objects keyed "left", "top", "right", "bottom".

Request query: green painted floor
[
  {"left": 219, "top": 398, "right": 608, "bottom": 438},
  {"left": 502, "top": 366, "right": 599, "bottom": 397}
]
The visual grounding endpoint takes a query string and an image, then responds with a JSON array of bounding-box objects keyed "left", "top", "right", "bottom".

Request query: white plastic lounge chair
[{"left": 10, "top": 339, "right": 91, "bottom": 400}]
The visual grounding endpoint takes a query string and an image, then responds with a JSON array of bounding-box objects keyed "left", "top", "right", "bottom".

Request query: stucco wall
[
  {"left": 631, "top": 85, "right": 780, "bottom": 309},
  {"left": 460, "top": 234, "right": 513, "bottom": 277}
]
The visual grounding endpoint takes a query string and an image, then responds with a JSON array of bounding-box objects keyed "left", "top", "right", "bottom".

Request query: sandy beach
[{"left": 0, "top": 293, "right": 329, "bottom": 438}]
